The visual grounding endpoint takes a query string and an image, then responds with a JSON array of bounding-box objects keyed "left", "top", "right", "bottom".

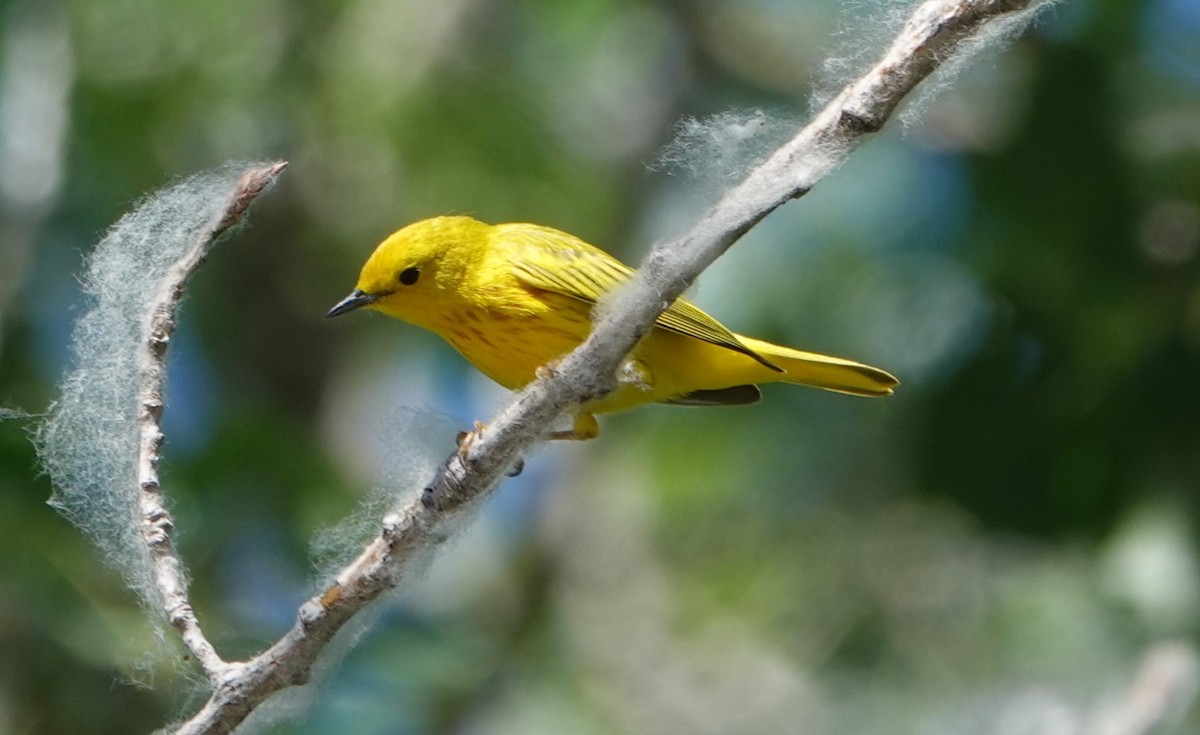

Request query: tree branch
[
  {"left": 167, "top": 0, "right": 1054, "bottom": 732},
  {"left": 1092, "top": 642, "right": 1199, "bottom": 735},
  {"left": 136, "top": 162, "right": 287, "bottom": 682}
]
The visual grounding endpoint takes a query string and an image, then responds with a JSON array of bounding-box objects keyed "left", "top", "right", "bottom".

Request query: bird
[{"left": 328, "top": 216, "right": 898, "bottom": 440}]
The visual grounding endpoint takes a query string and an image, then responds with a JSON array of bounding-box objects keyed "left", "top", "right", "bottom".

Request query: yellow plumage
[{"left": 328, "top": 216, "right": 898, "bottom": 439}]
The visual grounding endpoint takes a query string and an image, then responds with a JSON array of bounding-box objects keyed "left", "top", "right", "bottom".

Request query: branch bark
[
  {"left": 168, "top": 0, "right": 1053, "bottom": 731},
  {"left": 136, "top": 162, "right": 287, "bottom": 683}
]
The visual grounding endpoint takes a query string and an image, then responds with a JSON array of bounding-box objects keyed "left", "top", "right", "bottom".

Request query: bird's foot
[
  {"left": 457, "top": 421, "right": 525, "bottom": 476},
  {"left": 456, "top": 420, "right": 487, "bottom": 457},
  {"left": 535, "top": 359, "right": 562, "bottom": 381},
  {"left": 547, "top": 413, "right": 600, "bottom": 442}
]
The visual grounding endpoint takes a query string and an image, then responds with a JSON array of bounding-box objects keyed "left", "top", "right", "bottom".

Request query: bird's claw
[
  {"left": 456, "top": 421, "right": 487, "bottom": 457},
  {"left": 457, "top": 421, "right": 523, "bottom": 476},
  {"left": 535, "top": 359, "right": 562, "bottom": 381},
  {"left": 505, "top": 458, "right": 525, "bottom": 477}
]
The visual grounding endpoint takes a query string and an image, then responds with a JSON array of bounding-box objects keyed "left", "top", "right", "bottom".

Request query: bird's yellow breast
[{"left": 427, "top": 288, "right": 592, "bottom": 391}]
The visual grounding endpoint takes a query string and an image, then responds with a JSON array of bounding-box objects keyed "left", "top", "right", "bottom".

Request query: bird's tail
[{"left": 738, "top": 336, "right": 899, "bottom": 397}]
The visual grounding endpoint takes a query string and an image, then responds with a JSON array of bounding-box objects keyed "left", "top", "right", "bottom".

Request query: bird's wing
[{"left": 495, "top": 223, "right": 782, "bottom": 372}]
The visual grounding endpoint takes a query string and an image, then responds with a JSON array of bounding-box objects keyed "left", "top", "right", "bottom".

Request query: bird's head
[{"left": 327, "top": 216, "right": 490, "bottom": 323}]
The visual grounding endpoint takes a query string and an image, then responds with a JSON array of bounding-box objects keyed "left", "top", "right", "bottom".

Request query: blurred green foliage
[{"left": 1, "top": 0, "right": 1199, "bottom": 733}]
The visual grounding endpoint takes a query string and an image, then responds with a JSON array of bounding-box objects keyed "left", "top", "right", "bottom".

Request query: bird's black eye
[{"left": 399, "top": 267, "right": 420, "bottom": 286}]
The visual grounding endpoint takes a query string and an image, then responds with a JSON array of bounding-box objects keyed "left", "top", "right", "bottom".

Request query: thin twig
[
  {"left": 136, "top": 162, "right": 287, "bottom": 682},
  {"left": 1092, "top": 642, "right": 1199, "bottom": 735},
  {"left": 166, "top": 1, "right": 1053, "bottom": 732}
]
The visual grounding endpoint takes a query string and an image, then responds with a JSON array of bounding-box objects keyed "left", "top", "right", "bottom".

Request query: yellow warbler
[{"left": 328, "top": 216, "right": 898, "bottom": 439}]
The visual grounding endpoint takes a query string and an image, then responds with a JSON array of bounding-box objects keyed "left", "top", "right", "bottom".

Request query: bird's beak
[{"left": 326, "top": 289, "right": 379, "bottom": 318}]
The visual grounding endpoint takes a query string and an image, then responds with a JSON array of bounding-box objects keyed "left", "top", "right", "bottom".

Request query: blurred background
[{"left": 2, "top": 0, "right": 1199, "bottom": 732}]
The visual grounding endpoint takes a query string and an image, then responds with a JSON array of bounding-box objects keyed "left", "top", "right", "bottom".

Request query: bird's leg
[
  {"left": 455, "top": 420, "right": 487, "bottom": 456},
  {"left": 457, "top": 421, "right": 526, "bottom": 477},
  {"left": 536, "top": 360, "right": 601, "bottom": 440},
  {"left": 534, "top": 360, "right": 561, "bottom": 381},
  {"left": 547, "top": 413, "right": 600, "bottom": 441}
]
